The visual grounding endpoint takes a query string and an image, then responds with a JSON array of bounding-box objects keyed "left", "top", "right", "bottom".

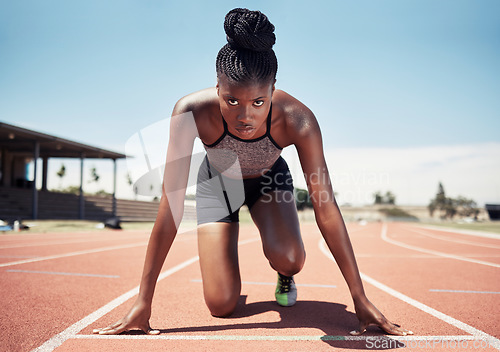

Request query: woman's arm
[
  {"left": 291, "top": 106, "right": 412, "bottom": 336},
  {"left": 93, "top": 100, "right": 198, "bottom": 335},
  {"left": 136, "top": 107, "right": 198, "bottom": 305}
]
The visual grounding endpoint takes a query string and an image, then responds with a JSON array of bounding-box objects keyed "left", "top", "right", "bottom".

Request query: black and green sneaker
[{"left": 275, "top": 272, "right": 297, "bottom": 307}]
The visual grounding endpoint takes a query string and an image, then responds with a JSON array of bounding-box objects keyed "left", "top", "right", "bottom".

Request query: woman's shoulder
[
  {"left": 273, "top": 89, "right": 318, "bottom": 140},
  {"left": 171, "top": 87, "right": 223, "bottom": 143},
  {"left": 172, "top": 88, "right": 219, "bottom": 118}
]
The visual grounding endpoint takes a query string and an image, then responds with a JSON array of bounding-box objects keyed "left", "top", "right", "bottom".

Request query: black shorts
[{"left": 196, "top": 156, "right": 294, "bottom": 225}]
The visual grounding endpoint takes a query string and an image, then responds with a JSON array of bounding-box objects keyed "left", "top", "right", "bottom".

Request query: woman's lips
[{"left": 235, "top": 126, "right": 255, "bottom": 136}]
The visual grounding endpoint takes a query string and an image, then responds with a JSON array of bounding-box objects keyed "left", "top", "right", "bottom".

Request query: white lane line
[
  {"left": 429, "top": 289, "right": 500, "bottom": 295},
  {"left": 190, "top": 279, "right": 337, "bottom": 288},
  {"left": 381, "top": 225, "right": 500, "bottom": 268},
  {"left": 0, "top": 242, "right": 148, "bottom": 268},
  {"left": 31, "top": 236, "right": 261, "bottom": 352},
  {"left": 319, "top": 231, "right": 500, "bottom": 350},
  {"left": 0, "top": 234, "right": 147, "bottom": 249},
  {"left": 0, "top": 232, "right": 196, "bottom": 250},
  {"left": 73, "top": 334, "right": 493, "bottom": 343},
  {"left": 6, "top": 269, "right": 120, "bottom": 279},
  {"left": 356, "top": 253, "right": 500, "bottom": 258},
  {"left": 31, "top": 256, "right": 200, "bottom": 352},
  {"left": 406, "top": 227, "right": 500, "bottom": 250},
  {"left": 415, "top": 225, "right": 500, "bottom": 240}
]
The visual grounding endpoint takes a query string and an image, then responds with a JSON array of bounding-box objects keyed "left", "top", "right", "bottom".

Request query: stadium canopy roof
[
  {"left": 0, "top": 121, "right": 126, "bottom": 159},
  {"left": 0, "top": 121, "right": 128, "bottom": 220}
]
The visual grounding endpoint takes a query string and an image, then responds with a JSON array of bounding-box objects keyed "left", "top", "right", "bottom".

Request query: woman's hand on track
[
  {"left": 350, "top": 296, "right": 413, "bottom": 336},
  {"left": 92, "top": 300, "right": 160, "bottom": 335}
]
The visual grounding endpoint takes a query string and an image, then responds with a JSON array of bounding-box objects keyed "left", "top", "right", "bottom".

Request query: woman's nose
[{"left": 237, "top": 107, "right": 252, "bottom": 124}]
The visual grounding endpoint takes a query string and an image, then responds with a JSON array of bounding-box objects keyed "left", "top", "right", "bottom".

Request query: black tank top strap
[
  {"left": 265, "top": 104, "right": 273, "bottom": 135},
  {"left": 222, "top": 115, "right": 229, "bottom": 133},
  {"left": 202, "top": 113, "right": 228, "bottom": 147},
  {"left": 266, "top": 104, "right": 282, "bottom": 149}
]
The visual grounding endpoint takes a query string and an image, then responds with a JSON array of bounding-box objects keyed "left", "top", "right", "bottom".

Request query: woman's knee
[
  {"left": 204, "top": 286, "right": 240, "bottom": 317},
  {"left": 265, "top": 243, "right": 306, "bottom": 276}
]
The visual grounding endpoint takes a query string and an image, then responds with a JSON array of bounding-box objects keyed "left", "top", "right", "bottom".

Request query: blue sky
[{"left": 1, "top": 1, "right": 499, "bottom": 205}]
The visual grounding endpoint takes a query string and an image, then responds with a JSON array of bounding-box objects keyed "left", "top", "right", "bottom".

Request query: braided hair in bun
[{"left": 216, "top": 8, "right": 278, "bottom": 83}]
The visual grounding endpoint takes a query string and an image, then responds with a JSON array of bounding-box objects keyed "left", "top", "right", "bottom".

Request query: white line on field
[
  {"left": 0, "top": 235, "right": 146, "bottom": 249},
  {"left": 414, "top": 225, "right": 500, "bottom": 239},
  {"left": 318, "top": 224, "right": 500, "bottom": 350},
  {"left": 31, "top": 256, "right": 200, "bottom": 352},
  {"left": 31, "top": 236, "right": 261, "bottom": 352},
  {"left": 406, "top": 227, "right": 500, "bottom": 249},
  {"left": 429, "top": 289, "right": 500, "bottom": 295},
  {"left": 190, "top": 279, "right": 337, "bottom": 288},
  {"left": 381, "top": 226, "right": 500, "bottom": 268},
  {"left": 72, "top": 334, "right": 495, "bottom": 343},
  {"left": 0, "top": 242, "right": 148, "bottom": 268},
  {"left": 6, "top": 269, "right": 120, "bottom": 278}
]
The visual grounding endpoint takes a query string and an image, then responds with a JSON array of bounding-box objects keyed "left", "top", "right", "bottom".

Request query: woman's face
[{"left": 216, "top": 74, "right": 275, "bottom": 139}]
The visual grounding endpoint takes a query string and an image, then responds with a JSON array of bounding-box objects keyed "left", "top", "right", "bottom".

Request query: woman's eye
[
  {"left": 254, "top": 100, "right": 264, "bottom": 107},
  {"left": 228, "top": 99, "right": 238, "bottom": 106}
]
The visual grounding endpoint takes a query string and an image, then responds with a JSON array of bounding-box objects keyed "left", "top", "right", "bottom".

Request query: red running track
[{"left": 1, "top": 222, "right": 499, "bottom": 351}]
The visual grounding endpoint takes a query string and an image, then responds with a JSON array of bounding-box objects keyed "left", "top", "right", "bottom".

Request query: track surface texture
[{"left": 1, "top": 222, "right": 499, "bottom": 351}]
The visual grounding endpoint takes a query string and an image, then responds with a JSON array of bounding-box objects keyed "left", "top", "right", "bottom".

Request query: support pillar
[
  {"left": 79, "top": 154, "right": 85, "bottom": 219},
  {"left": 112, "top": 159, "right": 117, "bottom": 217},
  {"left": 32, "top": 141, "right": 39, "bottom": 219},
  {"left": 41, "top": 157, "right": 48, "bottom": 191}
]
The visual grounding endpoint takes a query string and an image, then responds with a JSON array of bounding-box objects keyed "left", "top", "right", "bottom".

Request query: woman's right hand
[{"left": 92, "top": 300, "right": 160, "bottom": 335}]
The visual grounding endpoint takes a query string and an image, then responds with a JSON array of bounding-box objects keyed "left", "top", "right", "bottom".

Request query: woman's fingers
[
  {"left": 147, "top": 328, "right": 161, "bottom": 335},
  {"left": 350, "top": 320, "right": 414, "bottom": 336},
  {"left": 92, "top": 324, "right": 160, "bottom": 335},
  {"left": 92, "top": 320, "right": 122, "bottom": 334},
  {"left": 381, "top": 321, "right": 413, "bottom": 336},
  {"left": 349, "top": 321, "right": 368, "bottom": 336}
]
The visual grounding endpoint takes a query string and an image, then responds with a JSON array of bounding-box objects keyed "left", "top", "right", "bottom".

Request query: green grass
[{"left": 378, "top": 207, "right": 419, "bottom": 220}]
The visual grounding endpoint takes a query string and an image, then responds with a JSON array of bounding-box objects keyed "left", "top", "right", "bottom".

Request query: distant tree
[
  {"left": 455, "top": 196, "right": 480, "bottom": 219},
  {"left": 89, "top": 166, "right": 100, "bottom": 184},
  {"left": 61, "top": 185, "right": 80, "bottom": 195},
  {"left": 126, "top": 172, "right": 138, "bottom": 200},
  {"left": 442, "top": 197, "right": 457, "bottom": 219},
  {"left": 295, "top": 188, "right": 313, "bottom": 211},
  {"left": 373, "top": 190, "right": 396, "bottom": 205},
  {"left": 126, "top": 172, "right": 133, "bottom": 187},
  {"left": 429, "top": 182, "right": 447, "bottom": 218},
  {"left": 384, "top": 191, "right": 396, "bottom": 205},
  {"left": 436, "top": 182, "right": 446, "bottom": 206},
  {"left": 428, "top": 182, "right": 478, "bottom": 220},
  {"left": 94, "top": 189, "right": 111, "bottom": 196},
  {"left": 56, "top": 163, "right": 66, "bottom": 189}
]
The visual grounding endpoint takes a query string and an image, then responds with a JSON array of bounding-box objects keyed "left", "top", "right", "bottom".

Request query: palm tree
[{"left": 56, "top": 163, "right": 66, "bottom": 189}]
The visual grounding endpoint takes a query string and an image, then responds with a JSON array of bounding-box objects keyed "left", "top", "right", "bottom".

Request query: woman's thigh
[
  {"left": 197, "top": 221, "right": 241, "bottom": 317},
  {"left": 249, "top": 190, "right": 305, "bottom": 276}
]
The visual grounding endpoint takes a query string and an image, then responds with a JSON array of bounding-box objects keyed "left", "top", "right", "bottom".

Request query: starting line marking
[
  {"left": 318, "top": 223, "right": 500, "bottom": 350},
  {"left": 6, "top": 269, "right": 120, "bottom": 278},
  {"left": 32, "top": 236, "right": 261, "bottom": 352},
  {"left": 190, "top": 279, "right": 337, "bottom": 288},
  {"left": 32, "top": 255, "right": 200, "bottom": 352},
  {"left": 429, "top": 289, "right": 500, "bottom": 295},
  {"left": 72, "top": 334, "right": 492, "bottom": 342}
]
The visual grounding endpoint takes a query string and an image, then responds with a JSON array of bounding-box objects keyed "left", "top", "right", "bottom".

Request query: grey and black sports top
[{"left": 202, "top": 105, "right": 282, "bottom": 178}]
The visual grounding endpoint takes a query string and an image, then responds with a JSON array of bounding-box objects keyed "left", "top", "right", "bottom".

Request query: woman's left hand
[{"left": 351, "top": 296, "right": 413, "bottom": 336}]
